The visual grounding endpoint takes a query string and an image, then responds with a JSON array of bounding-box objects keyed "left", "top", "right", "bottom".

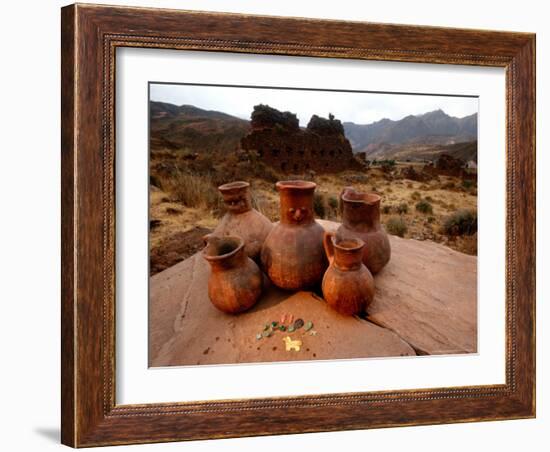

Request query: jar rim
[
  {"left": 218, "top": 181, "right": 250, "bottom": 192},
  {"left": 275, "top": 180, "right": 316, "bottom": 191}
]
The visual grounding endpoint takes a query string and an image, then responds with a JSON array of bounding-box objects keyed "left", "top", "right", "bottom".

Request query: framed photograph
[{"left": 61, "top": 3, "right": 535, "bottom": 447}]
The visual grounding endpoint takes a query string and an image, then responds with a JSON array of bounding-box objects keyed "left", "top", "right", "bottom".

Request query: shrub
[
  {"left": 380, "top": 160, "right": 395, "bottom": 173},
  {"left": 386, "top": 217, "right": 408, "bottom": 237},
  {"left": 441, "top": 181, "right": 456, "bottom": 190},
  {"left": 411, "top": 191, "right": 421, "bottom": 200},
  {"left": 461, "top": 179, "right": 475, "bottom": 190},
  {"left": 415, "top": 199, "right": 433, "bottom": 214},
  {"left": 427, "top": 216, "right": 436, "bottom": 224},
  {"left": 149, "top": 174, "right": 161, "bottom": 188},
  {"left": 442, "top": 209, "right": 477, "bottom": 236},
  {"left": 313, "top": 193, "right": 326, "bottom": 218},
  {"left": 328, "top": 196, "right": 339, "bottom": 210},
  {"left": 382, "top": 205, "right": 392, "bottom": 214},
  {"left": 396, "top": 202, "right": 409, "bottom": 214}
]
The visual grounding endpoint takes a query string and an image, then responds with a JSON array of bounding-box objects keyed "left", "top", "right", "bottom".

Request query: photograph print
[{"left": 148, "top": 82, "right": 478, "bottom": 367}]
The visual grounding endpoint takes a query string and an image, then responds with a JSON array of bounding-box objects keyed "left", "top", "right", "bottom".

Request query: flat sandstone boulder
[{"left": 150, "top": 221, "right": 476, "bottom": 366}]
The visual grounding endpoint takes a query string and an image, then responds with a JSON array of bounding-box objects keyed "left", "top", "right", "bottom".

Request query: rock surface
[
  {"left": 150, "top": 221, "right": 477, "bottom": 366},
  {"left": 319, "top": 220, "right": 477, "bottom": 355},
  {"left": 150, "top": 255, "right": 415, "bottom": 366}
]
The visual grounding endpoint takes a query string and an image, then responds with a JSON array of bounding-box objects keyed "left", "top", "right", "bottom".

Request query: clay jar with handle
[
  {"left": 337, "top": 186, "right": 391, "bottom": 274},
  {"left": 202, "top": 235, "right": 263, "bottom": 314},
  {"left": 322, "top": 232, "right": 375, "bottom": 316},
  {"left": 212, "top": 181, "right": 273, "bottom": 260},
  {"left": 261, "top": 180, "right": 327, "bottom": 290}
]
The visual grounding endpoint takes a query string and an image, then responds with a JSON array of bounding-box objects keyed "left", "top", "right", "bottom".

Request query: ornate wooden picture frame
[{"left": 61, "top": 3, "right": 535, "bottom": 447}]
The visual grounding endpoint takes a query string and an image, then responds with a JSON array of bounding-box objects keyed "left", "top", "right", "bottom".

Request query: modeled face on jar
[
  {"left": 286, "top": 206, "right": 310, "bottom": 224},
  {"left": 223, "top": 193, "right": 249, "bottom": 212}
]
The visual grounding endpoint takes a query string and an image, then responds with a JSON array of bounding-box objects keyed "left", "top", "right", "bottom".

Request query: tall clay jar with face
[
  {"left": 212, "top": 181, "right": 273, "bottom": 260},
  {"left": 337, "top": 186, "right": 391, "bottom": 274},
  {"left": 261, "top": 180, "right": 327, "bottom": 290}
]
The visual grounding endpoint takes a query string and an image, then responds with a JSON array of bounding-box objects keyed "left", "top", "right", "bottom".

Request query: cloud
[{"left": 150, "top": 83, "right": 478, "bottom": 126}]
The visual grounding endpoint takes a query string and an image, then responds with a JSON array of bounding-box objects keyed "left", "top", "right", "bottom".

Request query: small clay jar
[
  {"left": 322, "top": 232, "right": 375, "bottom": 316},
  {"left": 261, "top": 180, "right": 327, "bottom": 290},
  {"left": 212, "top": 181, "right": 273, "bottom": 260},
  {"left": 202, "top": 235, "right": 263, "bottom": 314},
  {"left": 337, "top": 186, "right": 391, "bottom": 274}
]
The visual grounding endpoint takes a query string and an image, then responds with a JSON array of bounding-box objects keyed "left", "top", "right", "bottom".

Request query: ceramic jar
[
  {"left": 337, "top": 186, "right": 391, "bottom": 274},
  {"left": 322, "top": 232, "right": 375, "bottom": 316},
  {"left": 261, "top": 180, "right": 327, "bottom": 290},
  {"left": 202, "top": 235, "right": 263, "bottom": 314},
  {"left": 212, "top": 181, "right": 273, "bottom": 260}
]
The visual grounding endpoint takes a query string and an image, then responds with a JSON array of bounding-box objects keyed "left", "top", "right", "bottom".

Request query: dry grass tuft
[
  {"left": 160, "top": 170, "right": 223, "bottom": 215},
  {"left": 385, "top": 217, "right": 408, "bottom": 237}
]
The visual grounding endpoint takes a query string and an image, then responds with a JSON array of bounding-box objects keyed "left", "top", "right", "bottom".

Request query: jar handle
[
  {"left": 202, "top": 233, "right": 212, "bottom": 247},
  {"left": 323, "top": 231, "right": 335, "bottom": 265}
]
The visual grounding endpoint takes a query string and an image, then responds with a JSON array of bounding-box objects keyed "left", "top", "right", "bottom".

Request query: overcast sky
[{"left": 150, "top": 83, "right": 478, "bottom": 126}]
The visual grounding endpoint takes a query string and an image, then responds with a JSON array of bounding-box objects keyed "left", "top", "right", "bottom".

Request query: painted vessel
[{"left": 261, "top": 180, "right": 327, "bottom": 290}]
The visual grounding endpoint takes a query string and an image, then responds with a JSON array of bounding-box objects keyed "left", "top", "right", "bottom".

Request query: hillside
[
  {"left": 344, "top": 109, "right": 477, "bottom": 155},
  {"left": 150, "top": 101, "right": 250, "bottom": 154},
  {"left": 363, "top": 140, "right": 478, "bottom": 163},
  {"left": 150, "top": 101, "right": 477, "bottom": 162}
]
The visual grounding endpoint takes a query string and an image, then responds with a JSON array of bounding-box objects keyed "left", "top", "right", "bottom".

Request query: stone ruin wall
[{"left": 240, "top": 106, "right": 360, "bottom": 174}]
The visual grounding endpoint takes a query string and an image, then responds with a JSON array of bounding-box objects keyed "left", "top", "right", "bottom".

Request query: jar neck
[
  {"left": 279, "top": 190, "right": 315, "bottom": 225},
  {"left": 203, "top": 237, "right": 246, "bottom": 270},
  {"left": 221, "top": 189, "right": 253, "bottom": 215},
  {"left": 341, "top": 200, "right": 381, "bottom": 232},
  {"left": 333, "top": 247, "right": 363, "bottom": 271},
  {"left": 208, "top": 248, "right": 246, "bottom": 271}
]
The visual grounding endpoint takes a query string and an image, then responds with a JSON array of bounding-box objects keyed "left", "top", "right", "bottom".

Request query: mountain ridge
[
  {"left": 343, "top": 109, "right": 477, "bottom": 154},
  {"left": 150, "top": 101, "right": 477, "bottom": 161}
]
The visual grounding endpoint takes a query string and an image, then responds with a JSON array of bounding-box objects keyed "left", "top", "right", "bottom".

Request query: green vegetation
[
  {"left": 396, "top": 202, "right": 409, "bottom": 214},
  {"left": 313, "top": 193, "right": 326, "bottom": 219},
  {"left": 415, "top": 199, "right": 433, "bottom": 214},
  {"left": 328, "top": 196, "right": 339, "bottom": 210},
  {"left": 461, "top": 179, "right": 475, "bottom": 190},
  {"left": 386, "top": 217, "right": 408, "bottom": 237},
  {"left": 442, "top": 209, "right": 477, "bottom": 236}
]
